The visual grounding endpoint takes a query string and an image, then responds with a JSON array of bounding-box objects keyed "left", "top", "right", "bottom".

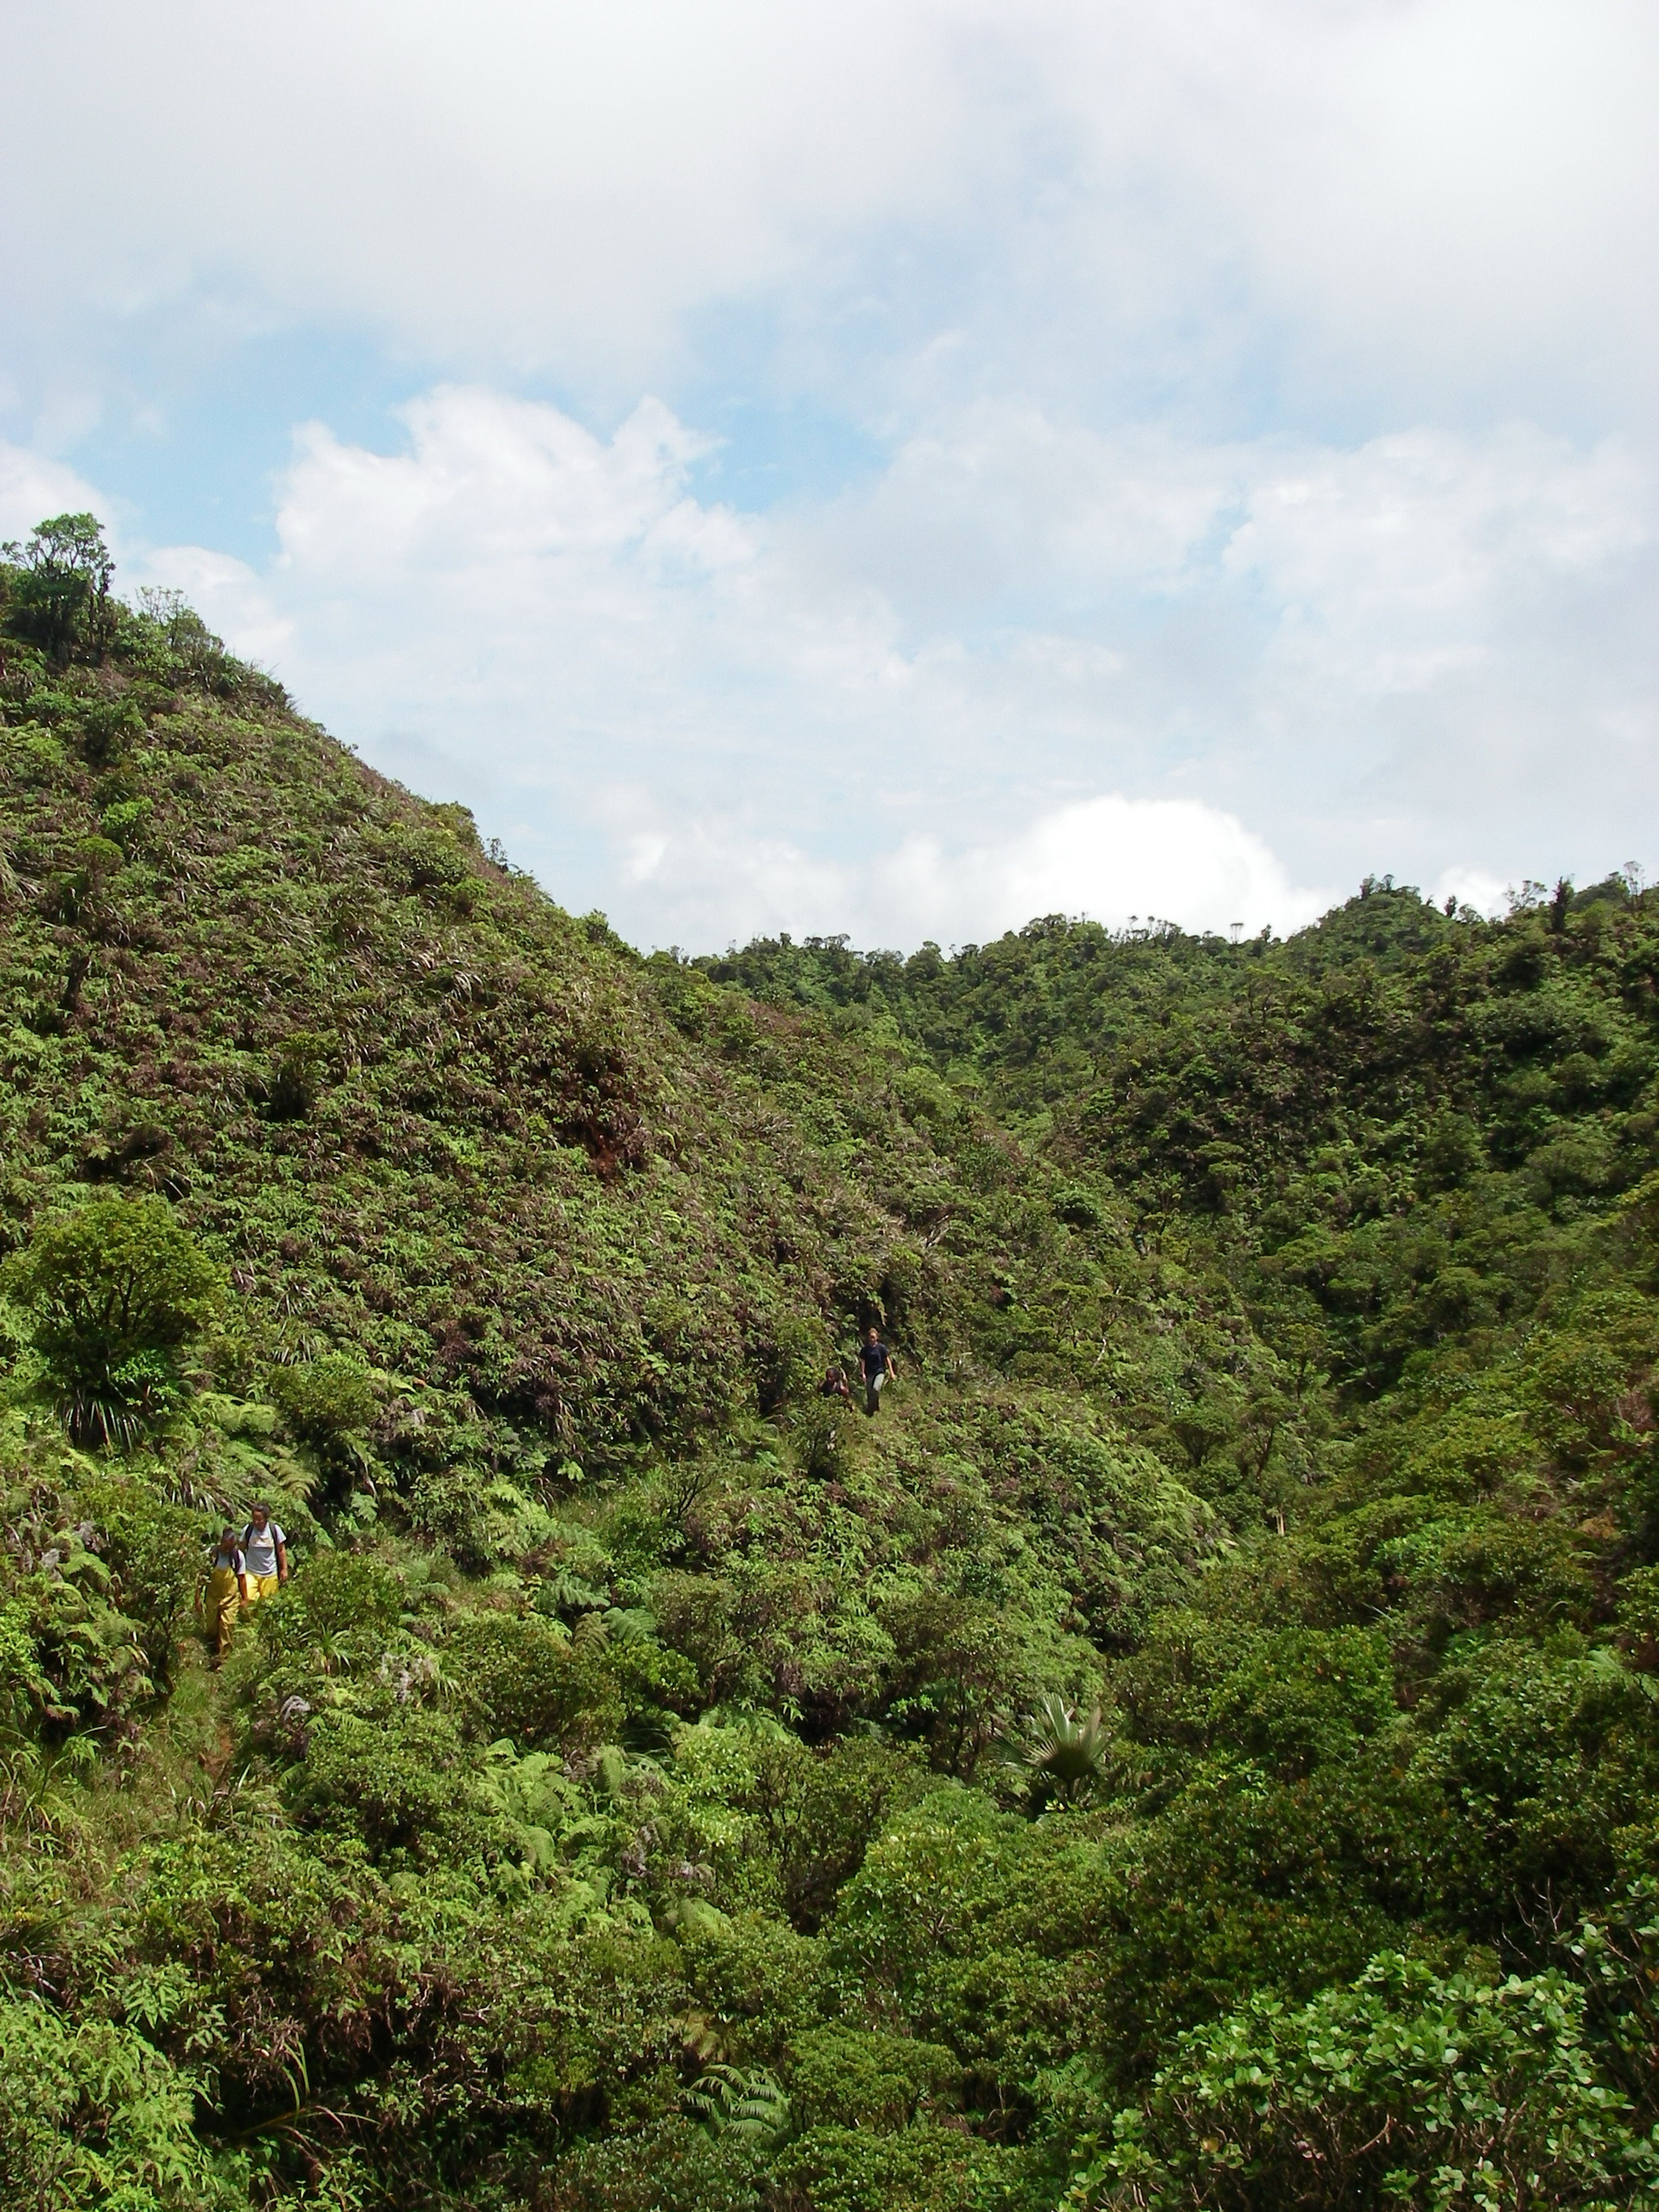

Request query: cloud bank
[
  {"left": 108, "top": 382, "right": 1651, "bottom": 948},
  {"left": 614, "top": 795, "right": 1329, "bottom": 952},
  {"left": 3, "top": 3, "right": 1655, "bottom": 426}
]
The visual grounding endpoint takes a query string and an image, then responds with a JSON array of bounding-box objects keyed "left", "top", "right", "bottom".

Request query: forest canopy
[{"left": 2, "top": 521, "right": 1658, "bottom": 2209}]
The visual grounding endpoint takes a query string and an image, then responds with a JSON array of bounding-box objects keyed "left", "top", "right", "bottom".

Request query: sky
[{"left": 1, "top": 0, "right": 1655, "bottom": 951}]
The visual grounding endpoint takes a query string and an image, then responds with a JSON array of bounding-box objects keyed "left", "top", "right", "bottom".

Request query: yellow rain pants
[{"left": 205, "top": 1566, "right": 242, "bottom": 1657}]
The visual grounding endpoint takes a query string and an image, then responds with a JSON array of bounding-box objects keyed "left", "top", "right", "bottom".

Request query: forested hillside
[{"left": 3, "top": 517, "right": 1659, "bottom": 2211}]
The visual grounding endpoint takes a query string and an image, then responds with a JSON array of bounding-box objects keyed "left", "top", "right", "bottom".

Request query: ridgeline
[{"left": 3, "top": 517, "right": 1659, "bottom": 2209}]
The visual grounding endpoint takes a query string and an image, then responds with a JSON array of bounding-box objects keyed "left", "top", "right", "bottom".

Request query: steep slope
[{"left": 2, "top": 657, "right": 992, "bottom": 1461}]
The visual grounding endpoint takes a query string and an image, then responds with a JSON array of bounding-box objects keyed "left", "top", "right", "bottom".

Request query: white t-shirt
[{"left": 242, "top": 1522, "right": 285, "bottom": 1577}]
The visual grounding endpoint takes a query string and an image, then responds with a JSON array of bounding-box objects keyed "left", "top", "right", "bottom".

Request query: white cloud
[
  {"left": 964, "top": 796, "right": 1327, "bottom": 942},
  {"left": 276, "top": 393, "right": 732, "bottom": 578},
  {"left": 612, "top": 793, "right": 1327, "bottom": 953},
  {"left": 0, "top": 443, "right": 111, "bottom": 544},
  {"left": 131, "top": 384, "right": 1654, "bottom": 950}
]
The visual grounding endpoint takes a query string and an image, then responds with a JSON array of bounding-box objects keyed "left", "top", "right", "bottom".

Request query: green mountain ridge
[{"left": 3, "top": 521, "right": 1659, "bottom": 2209}]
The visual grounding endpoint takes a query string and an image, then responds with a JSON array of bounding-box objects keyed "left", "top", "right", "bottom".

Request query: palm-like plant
[
  {"left": 1006, "top": 1694, "right": 1112, "bottom": 1810},
  {"left": 309, "top": 1628, "right": 357, "bottom": 1678}
]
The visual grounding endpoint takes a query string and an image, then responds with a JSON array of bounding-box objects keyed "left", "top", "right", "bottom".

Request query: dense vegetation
[{"left": 2, "top": 515, "right": 1658, "bottom": 2209}]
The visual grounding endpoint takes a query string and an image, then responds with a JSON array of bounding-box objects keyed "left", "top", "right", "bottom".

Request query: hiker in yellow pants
[
  {"left": 200, "top": 1529, "right": 248, "bottom": 1663},
  {"left": 239, "top": 1503, "right": 289, "bottom": 1606}
]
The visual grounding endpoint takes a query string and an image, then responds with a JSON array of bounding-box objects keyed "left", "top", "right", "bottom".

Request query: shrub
[
  {"left": 265, "top": 1354, "right": 378, "bottom": 1503},
  {"left": 265, "top": 1354, "right": 377, "bottom": 1454},
  {"left": 249, "top": 1549, "right": 407, "bottom": 1659},
  {"left": 448, "top": 1613, "right": 622, "bottom": 1753},
  {"left": 285, "top": 1705, "right": 477, "bottom": 1863},
  {"left": 77, "top": 1477, "right": 202, "bottom": 1681},
  {"left": 265, "top": 1030, "right": 331, "bottom": 1120},
  {"left": 542, "top": 2116, "right": 764, "bottom": 2211},
  {"left": 0, "top": 1996, "right": 244, "bottom": 2210},
  {"left": 772, "top": 2120, "right": 1013, "bottom": 2212},
  {"left": 744, "top": 1733, "right": 920, "bottom": 1930},
  {"left": 785, "top": 2025, "right": 957, "bottom": 2131}
]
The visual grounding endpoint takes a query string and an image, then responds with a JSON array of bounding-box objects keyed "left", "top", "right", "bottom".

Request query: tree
[
  {"left": 3, "top": 1196, "right": 222, "bottom": 1444},
  {"left": 0, "top": 512, "right": 116, "bottom": 663}
]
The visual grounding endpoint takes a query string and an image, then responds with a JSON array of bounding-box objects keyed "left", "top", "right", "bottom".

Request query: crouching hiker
[
  {"left": 240, "top": 1503, "right": 289, "bottom": 1605},
  {"left": 859, "top": 1326, "right": 897, "bottom": 1416},
  {"left": 200, "top": 1528, "right": 248, "bottom": 1662},
  {"left": 820, "top": 1363, "right": 852, "bottom": 1402}
]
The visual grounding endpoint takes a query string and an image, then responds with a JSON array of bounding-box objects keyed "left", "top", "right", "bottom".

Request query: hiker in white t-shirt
[{"left": 241, "top": 1503, "right": 289, "bottom": 1605}]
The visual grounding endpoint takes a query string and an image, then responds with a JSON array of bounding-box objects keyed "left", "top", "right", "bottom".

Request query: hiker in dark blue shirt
[{"left": 859, "top": 1327, "right": 897, "bottom": 1416}]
